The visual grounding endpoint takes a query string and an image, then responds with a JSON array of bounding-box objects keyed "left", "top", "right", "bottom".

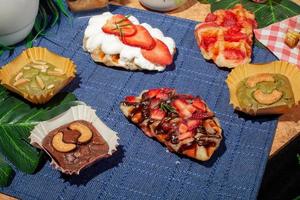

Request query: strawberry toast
[
  {"left": 83, "top": 12, "right": 176, "bottom": 71},
  {"left": 120, "top": 88, "right": 222, "bottom": 161},
  {"left": 194, "top": 4, "right": 257, "bottom": 68}
]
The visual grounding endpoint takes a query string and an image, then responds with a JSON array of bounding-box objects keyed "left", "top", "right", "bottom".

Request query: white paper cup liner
[{"left": 29, "top": 104, "right": 119, "bottom": 174}]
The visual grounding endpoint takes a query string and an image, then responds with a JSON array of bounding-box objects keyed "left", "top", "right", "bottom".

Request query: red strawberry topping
[
  {"left": 141, "top": 39, "right": 173, "bottom": 66},
  {"left": 156, "top": 92, "right": 169, "bottom": 100},
  {"left": 145, "top": 88, "right": 161, "bottom": 99},
  {"left": 205, "top": 13, "right": 218, "bottom": 22},
  {"left": 102, "top": 14, "right": 173, "bottom": 66},
  {"left": 150, "top": 109, "right": 166, "bottom": 120},
  {"left": 179, "top": 123, "right": 188, "bottom": 133},
  {"left": 121, "top": 88, "right": 222, "bottom": 160},
  {"left": 121, "top": 25, "right": 155, "bottom": 50},
  {"left": 200, "top": 35, "right": 217, "bottom": 51},
  {"left": 224, "top": 48, "right": 246, "bottom": 60},
  {"left": 149, "top": 98, "right": 161, "bottom": 109},
  {"left": 222, "top": 11, "right": 238, "bottom": 27},
  {"left": 192, "top": 98, "right": 206, "bottom": 112},
  {"left": 191, "top": 111, "right": 214, "bottom": 120},
  {"left": 224, "top": 30, "right": 248, "bottom": 42},
  {"left": 102, "top": 14, "right": 137, "bottom": 37},
  {"left": 125, "top": 96, "right": 137, "bottom": 103},
  {"left": 172, "top": 99, "right": 192, "bottom": 118},
  {"left": 187, "top": 120, "right": 201, "bottom": 130}
]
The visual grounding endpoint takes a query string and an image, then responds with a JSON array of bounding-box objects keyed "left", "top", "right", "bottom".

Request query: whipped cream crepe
[{"left": 83, "top": 12, "right": 176, "bottom": 71}]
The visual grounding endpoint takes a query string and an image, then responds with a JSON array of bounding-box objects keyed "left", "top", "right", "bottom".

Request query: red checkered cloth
[{"left": 254, "top": 15, "right": 300, "bottom": 67}]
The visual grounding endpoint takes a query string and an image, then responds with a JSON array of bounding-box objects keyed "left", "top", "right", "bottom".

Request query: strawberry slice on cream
[{"left": 83, "top": 12, "right": 176, "bottom": 71}]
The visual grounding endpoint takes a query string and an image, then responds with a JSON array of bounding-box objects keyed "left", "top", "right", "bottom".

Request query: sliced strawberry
[
  {"left": 121, "top": 25, "right": 155, "bottom": 50},
  {"left": 187, "top": 105, "right": 197, "bottom": 114},
  {"left": 179, "top": 123, "right": 188, "bottom": 133},
  {"left": 161, "top": 122, "right": 173, "bottom": 132},
  {"left": 205, "top": 13, "right": 217, "bottom": 22},
  {"left": 178, "top": 131, "right": 193, "bottom": 141},
  {"left": 141, "top": 39, "right": 173, "bottom": 66},
  {"left": 222, "top": 11, "right": 238, "bottom": 27},
  {"left": 149, "top": 98, "right": 161, "bottom": 109},
  {"left": 191, "top": 111, "right": 214, "bottom": 120},
  {"left": 228, "top": 25, "right": 242, "bottom": 33},
  {"left": 172, "top": 99, "right": 192, "bottom": 118},
  {"left": 145, "top": 89, "right": 161, "bottom": 99},
  {"left": 187, "top": 120, "right": 201, "bottom": 131},
  {"left": 125, "top": 96, "right": 138, "bottom": 103},
  {"left": 200, "top": 35, "right": 217, "bottom": 51},
  {"left": 224, "top": 30, "right": 247, "bottom": 42},
  {"left": 102, "top": 14, "right": 136, "bottom": 37},
  {"left": 192, "top": 98, "right": 206, "bottom": 112},
  {"left": 150, "top": 109, "right": 166, "bottom": 120},
  {"left": 156, "top": 92, "right": 169, "bottom": 100}
]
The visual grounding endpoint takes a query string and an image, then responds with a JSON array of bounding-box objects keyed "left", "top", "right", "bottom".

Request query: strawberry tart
[
  {"left": 120, "top": 88, "right": 223, "bottom": 161},
  {"left": 83, "top": 12, "right": 176, "bottom": 71},
  {"left": 194, "top": 4, "right": 257, "bottom": 68}
]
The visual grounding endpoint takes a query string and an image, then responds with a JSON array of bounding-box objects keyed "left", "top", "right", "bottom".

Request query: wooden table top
[{"left": 110, "top": 0, "right": 300, "bottom": 157}]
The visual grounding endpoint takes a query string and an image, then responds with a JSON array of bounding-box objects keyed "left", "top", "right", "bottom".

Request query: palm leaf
[
  {"left": 209, "top": 0, "right": 300, "bottom": 28},
  {"left": 0, "top": 154, "right": 14, "bottom": 187},
  {"left": 0, "top": 86, "right": 81, "bottom": 174}
]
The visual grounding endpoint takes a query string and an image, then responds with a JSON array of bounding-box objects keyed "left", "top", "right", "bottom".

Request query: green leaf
[
  {"left": 160, "top": 103, "right": 176, "bottom": 113},
  {"left": 209, "top": 0, "right": 300, "bottom": 28},
  {"left": 0, "top": 154, "right": 14, "bottom": 187},
  {"left": 293, "top": 195, "right": 300, "bottom": 200},
  {"left": 0, "top": 86, "right": 81, "bottom": 174},
  {"left": 297, "top": 154, "right": 300, "bottom": 166},
  {"left": 46, "top": 0, "right": 60, "bottom": 27},
  {"left": 55, "top": 0, "right": 70, "bottom": 17}
]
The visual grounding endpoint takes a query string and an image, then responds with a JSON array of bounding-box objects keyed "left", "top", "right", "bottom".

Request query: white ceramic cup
[
  {"left": 0, "top": 0, "right": 39, "bottom": 46},
  {"left": 139, "top": 0, "right": 187, "bottom": 12}
]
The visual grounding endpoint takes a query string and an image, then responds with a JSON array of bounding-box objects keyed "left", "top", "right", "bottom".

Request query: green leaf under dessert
[
  {"left": 209, "top": 0, "right": 300, "bottom": 28},
  {"left": 0, "top": 86, "right": 81, "bottom": 174},
  {"left": 0, "top": 154, "right": 14, "bottom": 187}
]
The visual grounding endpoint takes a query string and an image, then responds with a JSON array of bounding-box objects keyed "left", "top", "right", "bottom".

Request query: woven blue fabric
[{"left": 0, "top": 5, "right": 278, "bottom": 200}]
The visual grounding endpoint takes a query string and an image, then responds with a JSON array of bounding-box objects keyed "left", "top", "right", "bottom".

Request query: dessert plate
[{"left": 0, "top": 5, "right": 278, "bottom": 200}]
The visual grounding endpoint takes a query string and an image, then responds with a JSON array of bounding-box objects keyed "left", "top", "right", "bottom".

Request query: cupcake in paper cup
[
  {"left": 29, "top": 104, "right": 119, "bottom": 175},
  {"left": 226, "top": 61, "right": 300, "bottom": 115},
  {"left": 0, "top": 47, "right": 76, "bottom": 104}
]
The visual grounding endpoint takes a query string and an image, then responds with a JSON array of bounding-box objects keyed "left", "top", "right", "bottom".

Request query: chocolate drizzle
[{"left": 121, "top": 88, "right": 222, "bottom": 158}]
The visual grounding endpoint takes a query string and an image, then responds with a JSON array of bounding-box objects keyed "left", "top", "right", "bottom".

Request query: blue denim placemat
[{"left": 0, "top": 5, "right": 278, "bottom": 200}]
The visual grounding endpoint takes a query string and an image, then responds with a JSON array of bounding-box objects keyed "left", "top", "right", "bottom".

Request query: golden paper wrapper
[
  {"left": 0, "top": 47, "right": 76, "bottom": 104},
  {"left": 226, "top": 61, "right": 300, "bottom": 115}
]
